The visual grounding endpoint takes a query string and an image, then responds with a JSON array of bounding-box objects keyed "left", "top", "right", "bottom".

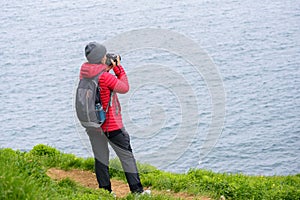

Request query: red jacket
[{"left": 79, "top": 63, "right": 129, "bottom": 132}]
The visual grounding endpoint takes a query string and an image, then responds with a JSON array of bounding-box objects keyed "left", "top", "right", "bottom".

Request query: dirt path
[{"left": 47, "top": 168, "right": 211, "bottom": 200}]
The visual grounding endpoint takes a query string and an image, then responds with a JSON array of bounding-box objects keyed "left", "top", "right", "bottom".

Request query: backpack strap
[
  {"left": 93, "top": 69, "right": 113, "bottom": 113},
  {"left": 106, "top": 91, "right": 113, "bottom": 113}
]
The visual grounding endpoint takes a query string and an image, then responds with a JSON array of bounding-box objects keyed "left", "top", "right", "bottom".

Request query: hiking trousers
[{"left": 86, "top": 128, "right": 143, "bottom": 193}]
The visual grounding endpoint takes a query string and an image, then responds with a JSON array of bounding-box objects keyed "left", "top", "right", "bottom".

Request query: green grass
[
  {"left": 141, "top": 169, "right": 300, "bottom": 200},
  {"left": 1, "top": 144, "right": 299, "bottom": 200},
  {"left": 0, "top": 147, "right": 113, "bottom": 200}
]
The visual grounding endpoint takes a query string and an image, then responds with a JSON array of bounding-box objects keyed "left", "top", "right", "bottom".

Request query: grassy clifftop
[{"left": 1, "top": 144, "right": 299, "bottom": 200}]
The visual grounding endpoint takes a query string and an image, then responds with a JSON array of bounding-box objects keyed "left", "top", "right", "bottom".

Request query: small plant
[{"left": 29, "top": 144, "right": 60, "bottom": 157}]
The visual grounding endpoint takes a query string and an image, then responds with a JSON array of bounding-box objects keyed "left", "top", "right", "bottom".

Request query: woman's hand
[
  {"left": 106, "top": 55, "right": 120, "bottom": 72},
  {"left": 111, "top": 55, "right": 121, "bottom": 67}
]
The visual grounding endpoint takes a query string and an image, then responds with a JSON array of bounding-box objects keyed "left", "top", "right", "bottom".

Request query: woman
[{"left": 79, "top": 42, "right": 144, "bottom": 194}]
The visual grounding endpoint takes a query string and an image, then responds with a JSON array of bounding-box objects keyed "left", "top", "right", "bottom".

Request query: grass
[
  {"left": 0, "top": 147, "right": 112, "bottom": 200},
  {"left": 1, "top": 144, "right": 299, "bottom": 200}
]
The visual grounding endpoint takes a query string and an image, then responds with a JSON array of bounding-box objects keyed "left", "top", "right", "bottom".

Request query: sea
[{"left": 1, "top": 0, "right": 299, "bottom": 176}]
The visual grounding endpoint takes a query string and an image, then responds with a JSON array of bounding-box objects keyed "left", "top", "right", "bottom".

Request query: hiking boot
[
  {"left": 133, "top": 189, "right": 151, "bottom": 196},
  {"left": 111, "top": 191, "right": 116, "bottom": 199},
  {"left": 141, "top": 189, "right": 151, "bottom": 195}
]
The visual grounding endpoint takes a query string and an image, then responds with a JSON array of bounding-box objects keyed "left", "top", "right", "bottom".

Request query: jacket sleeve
[{"left": 104, "top": 65, "right": 129, "bottom": 94}]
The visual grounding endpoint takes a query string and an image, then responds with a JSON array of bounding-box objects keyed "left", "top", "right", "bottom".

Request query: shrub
[{"left": 29, "top": 144, "right": 60, "bottom": 157}]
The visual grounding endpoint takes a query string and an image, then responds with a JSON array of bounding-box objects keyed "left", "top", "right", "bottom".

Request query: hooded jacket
[{"left": 79, "top": 63, "right": 129, "bottom": 132}]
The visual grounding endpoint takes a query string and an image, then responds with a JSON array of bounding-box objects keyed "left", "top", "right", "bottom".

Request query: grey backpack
[{"left": 75, "top": 71, "right": 106, "bottom": 129}]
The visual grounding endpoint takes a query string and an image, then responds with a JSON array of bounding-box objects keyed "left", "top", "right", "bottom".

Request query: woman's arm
[{"left": 104, "top": 65, "right": 129, "bottom": 94}]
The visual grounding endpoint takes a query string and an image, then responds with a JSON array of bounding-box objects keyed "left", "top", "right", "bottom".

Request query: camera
[{"left": 106, "top": 53, "right": 121, "bottom": 66}]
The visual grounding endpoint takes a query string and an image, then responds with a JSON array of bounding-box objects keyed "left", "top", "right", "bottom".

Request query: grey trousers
[{"left": 86, "top": 128, "right": 143, "bottom": 193}]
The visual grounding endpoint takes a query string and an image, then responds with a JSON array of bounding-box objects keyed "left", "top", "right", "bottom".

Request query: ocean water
[{"left": 0, "top": 0, "right": 299, "bottom": 175}]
